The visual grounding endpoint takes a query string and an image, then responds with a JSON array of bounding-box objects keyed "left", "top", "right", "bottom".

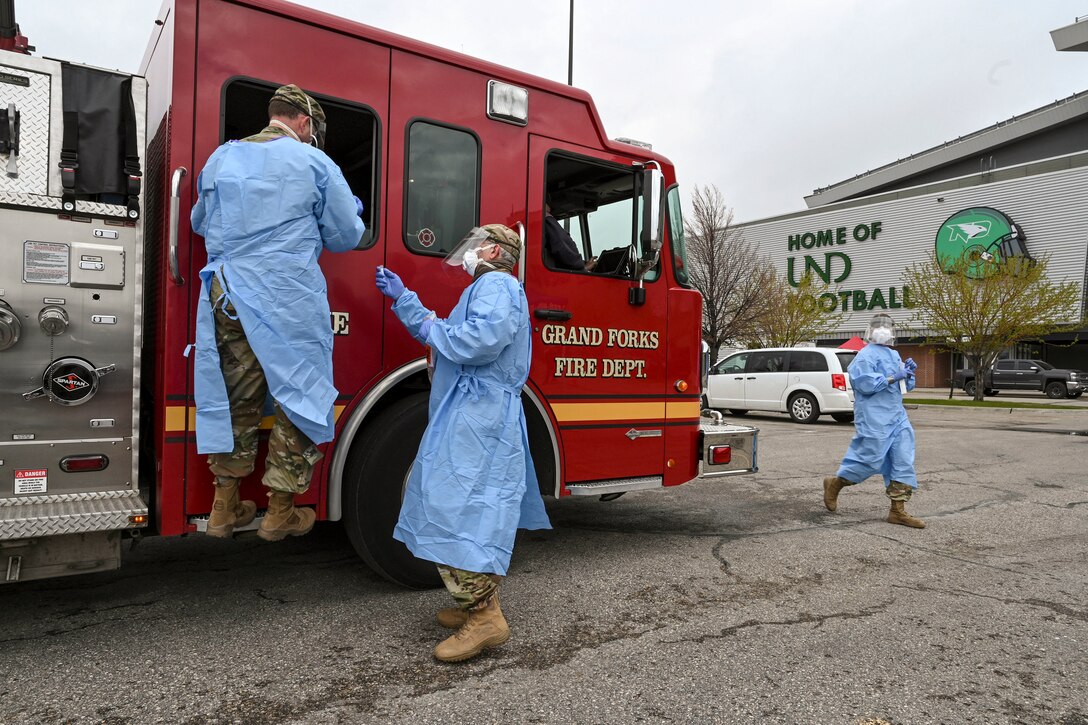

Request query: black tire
[
  {"left": 1045, "top": 381, "right": 1066, "bottom": 399},
  {"left": 831, "top": 413, "right": 854, "bottom": 424},
  {"left": 728, "top": 409, "right": 749, "bottom": 416},
  {"left": 700, "top": 394, "right": 709, "bottom": 410},
  {"left": 1070, "top": 391, "right": 1083, "bottom": 399},
  {"left": 984, "top": 389, "right": 999, "bottom": 396},
  {"left": 963, "top": 380, "right": 977, "bottom": 397},
  {"left": 342, "top": 393, "right": 441, "bottom": 589},
  {"left": 788, "top": 392, "right": 820, "bottom": 424}
]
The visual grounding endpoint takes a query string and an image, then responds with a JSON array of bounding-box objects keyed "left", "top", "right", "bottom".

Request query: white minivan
[{"left": 704, "top": 347, "right": 857, "bottom": 424}]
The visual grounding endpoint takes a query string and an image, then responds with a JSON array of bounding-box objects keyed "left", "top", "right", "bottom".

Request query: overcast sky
[{"left": 17, "top": 1, "right": 1088, "bottom": 221}]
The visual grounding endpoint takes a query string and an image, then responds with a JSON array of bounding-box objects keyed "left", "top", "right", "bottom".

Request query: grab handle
[
  {"left": 515, "top": 220, "right": 526, "bottom": 285},
  {"left": 169, "top": 167, "right": 187, "bottom": 285}
]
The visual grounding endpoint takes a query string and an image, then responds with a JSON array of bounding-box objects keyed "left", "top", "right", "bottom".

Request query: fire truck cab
[{"left": 0, "top": 0, "right": 756, "bottom": 586}]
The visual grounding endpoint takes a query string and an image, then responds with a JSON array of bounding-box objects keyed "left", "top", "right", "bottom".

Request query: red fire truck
[{"left": 0, "top": 0, "right": 757, "bottom": 586}]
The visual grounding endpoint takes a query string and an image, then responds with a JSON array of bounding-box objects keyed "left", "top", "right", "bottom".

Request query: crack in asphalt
[
  {"left": 711, "top": 538, "right": 734, "bottom": 575},
  {"left": 1035, "top": 500, "right": 1088, "bottom": 510},
  {"left": 659, "top": 598, "right": 894, "bottom": 645},
  {"left": 892, "top": 583, "right": 1088, "bottom": 623},
  {"left": 859, "top": 530, "right": 1044, "bottom": 578},
  {"left": 0, "top": 613, "right": 166, "bottom": 644}
]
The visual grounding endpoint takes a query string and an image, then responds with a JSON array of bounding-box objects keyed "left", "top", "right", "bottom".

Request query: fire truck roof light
[
  {"left": 59, "top": 454, "right": 110, "bottom": 473},
  {"left": 487, "top": 80, "right": 528, "bottom": 126}
]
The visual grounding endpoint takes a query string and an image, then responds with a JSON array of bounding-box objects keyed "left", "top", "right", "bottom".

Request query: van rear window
[
  {"left": 835, "top": 352, "right": 857, "bottom": 370},
  {"left": 789, "top": 351, "right": 829, "bottom": 372}
]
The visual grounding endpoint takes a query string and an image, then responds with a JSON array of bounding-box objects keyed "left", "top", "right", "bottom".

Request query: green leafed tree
[
  {"left": 745, "top": 273, "right": 846, "bottom": 348},
  {"left": 903, "top": 252, "right": 1083, "bottom": 400},
  {"left": 684, "top": 184, "right": 777, "bottom": 362}
]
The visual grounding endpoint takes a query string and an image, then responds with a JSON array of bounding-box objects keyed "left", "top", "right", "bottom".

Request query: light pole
[{"left": 567, "top": 0, "right": 574, "bottom": 86}]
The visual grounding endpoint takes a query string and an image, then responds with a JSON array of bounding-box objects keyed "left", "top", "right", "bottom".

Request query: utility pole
[{"left": 567, "top": 0, "right": 574, "bottom": 86}]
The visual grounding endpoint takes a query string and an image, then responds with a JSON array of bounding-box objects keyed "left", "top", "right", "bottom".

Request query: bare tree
[
  {"left": 684, "top": 184, "right": 776, "bottom": 362},
  {"left": 746, "top": 273, "right": 846, "bottom": 348},
  {"left": 903, "top": 252, "right": 1082, "bottom": 400}
]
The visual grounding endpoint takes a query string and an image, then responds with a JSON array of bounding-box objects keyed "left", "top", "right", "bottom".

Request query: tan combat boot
[
  {"left": 887, "top": 500, "right": 926, "bottom": 529},
  {"left": 436, "top": 607, "right": 469, "bottom": 629},
  {"left": 437, "top": 593, "right": 500, "bottom": 629},
  {"left": 206, "top": 482, "right": 257, "bottom": 538},
  {"left": 823, "top": 476, "right": 852, "bottom": 512},
  {"left": 434, "top": 597, "right": 510, "bottom": 663},
  {"left": 258, "top": 491, "right": 316, "bottom": 541}
]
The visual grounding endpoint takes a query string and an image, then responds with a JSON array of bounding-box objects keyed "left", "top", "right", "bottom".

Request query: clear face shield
[
  {"left": 300, "top": 95, "right": 326, "bottom": 150},
  {"left": 866, "top": 314, "right": 896, "bottom": 346},
  {"left": 443, "top": 227, "right": 496, "bottom": 268}
]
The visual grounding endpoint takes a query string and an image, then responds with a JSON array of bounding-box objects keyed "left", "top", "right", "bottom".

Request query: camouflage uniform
[
  {"left": 885, "top": 481, "right": 914, "bottom": 502},
  {"left": 206, "top": 85, "right": 329, "bottom": 495},
  {"left": 437, "top": 565, "right": 502, "bottom": 612},
  {"left": 206, "top": 276, "right": 322, "bottom": 494}
]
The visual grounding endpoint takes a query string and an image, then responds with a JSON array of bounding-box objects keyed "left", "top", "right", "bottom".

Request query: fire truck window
[
  {"left": 666, "top": 186, "right": 689, "bottom": 286},
  {"left": 221, "top": 79, "right": 380, "bottom": 249},
  {"left": 545, "top": 152, "right": 657, "bottom": 280},
  {"left": 404, "top": 121, "right": 480, "bottom": 256}
]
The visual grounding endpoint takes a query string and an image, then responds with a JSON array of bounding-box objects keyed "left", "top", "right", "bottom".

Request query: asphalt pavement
[{"left": 0, "top": 403, "right": 1086, "bottom": 724}]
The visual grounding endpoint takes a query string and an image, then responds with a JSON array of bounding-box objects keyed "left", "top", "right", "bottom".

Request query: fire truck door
[
  {"left": 186, "top": 3, "right": 389, "bottom": 515},
  {"left": 526, "top": 137, "right": 668, "bottom": 486}
]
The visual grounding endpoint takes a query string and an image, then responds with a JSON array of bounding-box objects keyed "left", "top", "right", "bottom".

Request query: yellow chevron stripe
[
  {"left": 164, "top": 405, "right": 346, "bottom": 432},
  {"left": 665, "top": 401, "right": 701, "bottom": 419}
]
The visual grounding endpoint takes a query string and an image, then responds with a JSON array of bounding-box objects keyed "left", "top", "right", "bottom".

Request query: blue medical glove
[
  {"left": 903, "top": 357, "right": 917, "bottom": 373},
  {"left": 353, "top": 195, "right": 364, "bottom": 217},
  {"left": 375, "top": 266, "right": 405, "bottom": 300},
  {"left": 891, "top": 366, "right": 911, "bottom": 383},
  {"left": 418, "top": 317, "right": 434, "bottom": 343}
]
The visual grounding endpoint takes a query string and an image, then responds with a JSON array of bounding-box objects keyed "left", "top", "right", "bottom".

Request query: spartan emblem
[{"left": 53, "top": 373, "right": 90, "bottom": 392}]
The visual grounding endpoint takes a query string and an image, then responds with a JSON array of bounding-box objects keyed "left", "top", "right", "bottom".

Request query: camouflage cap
[
  {"left": 269, "top": 84, "right": 326, "bottom": 126},
  {"left": 481, "top": 223, "right": 521, "bottom": 261}
]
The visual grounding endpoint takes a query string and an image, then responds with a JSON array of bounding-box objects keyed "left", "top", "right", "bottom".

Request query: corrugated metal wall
[{"left": 737, "top": 164, "right": 1088, "bottom": 338}]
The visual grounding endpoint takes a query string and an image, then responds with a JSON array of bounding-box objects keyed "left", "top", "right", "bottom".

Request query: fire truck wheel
[{"left": 342, "top": 392, "right": 441, "bottom": 589}]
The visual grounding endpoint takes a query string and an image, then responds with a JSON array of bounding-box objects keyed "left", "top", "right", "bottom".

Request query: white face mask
[
  {"left": 462, "top": 245, "right": 497, "bottom": 276},
  {"left": 462, "top": 248, "right": 481, "bottom": 276},
  {"left": 870, "top": 327, "right": 894, "bottom": 346}
]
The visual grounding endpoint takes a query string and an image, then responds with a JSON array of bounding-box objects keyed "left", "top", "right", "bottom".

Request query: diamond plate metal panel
[
  {"left": 0, "top": 190, "right": 130, "bottom": 217},
  {"left": 0, "top": 62, "right": 51, "bottom": 196},
  {"left": 0, "top": 489, "right": 147, "bottom": 539}
]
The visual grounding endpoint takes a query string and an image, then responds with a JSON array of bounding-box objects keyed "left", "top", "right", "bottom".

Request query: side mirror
[{"left": 637, "top": 166, "right": 664, "bottom": 280}]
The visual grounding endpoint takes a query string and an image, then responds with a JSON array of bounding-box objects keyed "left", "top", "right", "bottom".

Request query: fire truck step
[
  {"left": 0, "top": 489, "right": 148, "bottom": 540},
  {"left": 566, "top": 476, "right": 663, "bottom": 496}
]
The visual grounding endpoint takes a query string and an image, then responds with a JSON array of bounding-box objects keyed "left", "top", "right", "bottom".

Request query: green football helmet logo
[{"left": 934, "top": 207, "right": 1030, "bottom": 278}]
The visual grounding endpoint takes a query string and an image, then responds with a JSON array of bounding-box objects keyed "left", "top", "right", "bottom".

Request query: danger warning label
[{"left": 14, "top": 468, "right": 47, "bottom": 495}]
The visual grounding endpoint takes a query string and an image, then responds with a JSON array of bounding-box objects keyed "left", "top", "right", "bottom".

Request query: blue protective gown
[
  {"left": 190, "top": 137, "right": 364, "bottom": 453},
  {"left": 836, "top": 342, "right": 918, "bottom": 488},
  {"left": 390, "top": 272, "right": 552, "bottom": 575}
]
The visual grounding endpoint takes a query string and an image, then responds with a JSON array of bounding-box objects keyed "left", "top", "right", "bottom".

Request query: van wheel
[
  {"left": 831, "top": 413, "right": 854, "bottom": 424},
  {"left": 728, "top": 409, "right": 748, "bottom": 416},
  {"left": 1045, "top": 381, "right": 1066, "bottom": 399},
  {"left": 788, "top": 392, "right": 819, "bottom": 424},
  {"left": 1070, "top": 391, "right": 1083, "bottom": 399},
  {"left": 342, "top": 393, "right": 441, "bottom": 589},
  {"left": 984, "top": 389, "right": 999, "bottom": 396},
  {"left": 963, "top": 380, "right": 977, "bottom": 397}
]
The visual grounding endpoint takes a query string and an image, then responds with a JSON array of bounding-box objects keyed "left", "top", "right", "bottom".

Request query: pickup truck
[{"left": 954, "top": 359, "right": 1087, "bottom": 399}]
